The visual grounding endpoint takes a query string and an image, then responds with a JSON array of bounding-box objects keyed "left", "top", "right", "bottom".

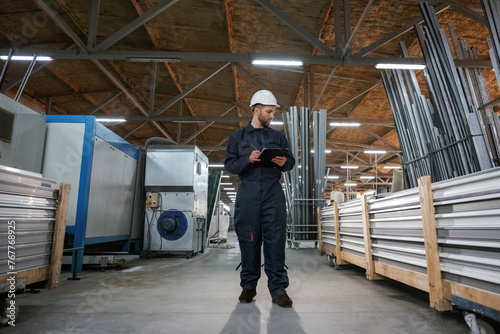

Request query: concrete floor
[{"left": 4, "top": 232, "right": 469, "bottom": 334}]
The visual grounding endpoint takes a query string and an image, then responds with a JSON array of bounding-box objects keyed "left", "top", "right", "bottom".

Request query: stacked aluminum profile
[
  {"left": 0, "top": 165, "right": 58, "bottom": 275},
  {"left": 337, "top": 199, "right": 365, "bottom": 258},
  {"left": 320, "top": 166, "right": 500, "bottom": 298},
  {"left": 432, "top": 168, "right": 500, "bottom": 294},
  {"left": 369, "top": 187, "right": 426, "bottom": 274}
]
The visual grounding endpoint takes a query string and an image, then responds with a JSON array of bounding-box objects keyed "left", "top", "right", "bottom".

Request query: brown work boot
[
  {"left": 272, "top": 292, "right": 293, "bottom": 308},
  {"left": 239, "top": 289, "right": 257, "bottom": 303}
]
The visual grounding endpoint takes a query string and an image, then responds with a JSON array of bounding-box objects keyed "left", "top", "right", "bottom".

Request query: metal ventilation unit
[
  {"left": 144, "top": 145, "right": 208, "bottom": 258},
  {"left": 0, "top": 94, "right": 46, "bottom": 173}
]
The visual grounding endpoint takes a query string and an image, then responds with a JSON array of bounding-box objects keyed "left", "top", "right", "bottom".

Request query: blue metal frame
[
  {"left": 45, "top": 115, "right": 139, "bottom": 272},
  {"left": 85, "top": 234, "right": 133, "bottom": 245}
]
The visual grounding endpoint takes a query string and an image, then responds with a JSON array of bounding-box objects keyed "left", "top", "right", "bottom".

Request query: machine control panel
[{"left": 146, "top": 192, "right": 159, "bottom": 208}]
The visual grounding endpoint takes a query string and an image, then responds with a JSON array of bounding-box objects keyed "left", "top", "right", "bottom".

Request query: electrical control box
[{"left": 146, "top": 192, "right": 159, "bottom": 208}]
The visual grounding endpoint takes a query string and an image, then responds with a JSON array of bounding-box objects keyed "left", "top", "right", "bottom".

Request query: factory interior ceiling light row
[{"left": 0, "top": 0, "right": 498, "bottom": 197}]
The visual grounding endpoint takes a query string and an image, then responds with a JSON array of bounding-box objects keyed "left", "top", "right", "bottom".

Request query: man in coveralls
[{"left": 224, "top": 90, "right": 295, "bottom": 308}]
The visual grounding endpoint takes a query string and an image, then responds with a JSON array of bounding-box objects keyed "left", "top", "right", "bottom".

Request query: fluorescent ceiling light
[
  {"left": 327, "top": 175, "right": 339, "bottom": 179},
  {"left": 341, "top": 165, "right": 358, "bottom": 169},
  {"left": 311, "top": 149, "right": 332, "bottom": 154},
  {"left": 221, "top": 175, "right": 230, "bottom": 178},
  {"left": 227, "top": 192, "right": 237, "bottom": 194},
  {"left": 220, "top": 183, "right": 232, "bottom": 185},
  {"left": 375, "top": 63, "right": 426, "bottom": 70},
  {"left": 330, "top": 122, "right": 360, "bottom": 127},
  {"left": 384, "top": 165, "right": 402, "bottom": 169},
  {"left": 270, "top": 120, "right": 283, "bottom": 125},
  {"left": 364, "top": 150, "right": 387, "bottom": 154},
  {"left": 223, "top": 188, "right": 235, "bottom": 190},
  {"left": 96, "top": 118, "right": 126, "bottom": 123},
  {"left": 252, "top": 59, "right": 303, "bottom": 66},
  {"left": 209, "top": 164, "right": 224, "bottom": 168},
  {"left": 344, "top": 183, "right": 357, "bottom": 187},
  {"left": 360, "top": 176, "right": 375, "bottom": 179},
  {"left": 1, "top": 55, "right": 53, "bottom": 61}
]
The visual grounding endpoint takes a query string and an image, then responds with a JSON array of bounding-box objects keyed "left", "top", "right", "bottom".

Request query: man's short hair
[{"left": 252, "top": 103, "right": 263, "bottom": 111}]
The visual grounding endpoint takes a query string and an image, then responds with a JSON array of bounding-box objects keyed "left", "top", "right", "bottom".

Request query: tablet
[{"left": 253, "top": 148, "right": 288, "bottom": 168}]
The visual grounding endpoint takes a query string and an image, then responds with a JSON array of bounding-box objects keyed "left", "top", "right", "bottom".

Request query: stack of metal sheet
[
  {"left": 283, "top": 107, "right": 327, "bottom": 247},
  {"left": 0, "top": 165, "right": 58, "bottom": 275},
  {"left": 481, "top": 0, "right": 500, "bottom": 90}
]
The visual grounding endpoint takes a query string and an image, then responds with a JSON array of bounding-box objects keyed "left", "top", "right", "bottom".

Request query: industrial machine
[
  {"left": 144, "top": 145, "right": 208, "bottom": 258},
  {"left": 0, "top": 94, "right": 46, "bottom": 173},
  {"left": 42, "top": 115, "right": 140, "bottom": 271}
]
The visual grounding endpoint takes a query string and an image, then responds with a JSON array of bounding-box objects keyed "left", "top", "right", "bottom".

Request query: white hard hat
[{"left": 250, "top": 90, "right": 280, "bottom": 107}]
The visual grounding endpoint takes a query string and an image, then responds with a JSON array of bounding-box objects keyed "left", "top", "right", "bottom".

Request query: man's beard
[{"left": 258, "top": 114, "right": 270, "bottom": 127}]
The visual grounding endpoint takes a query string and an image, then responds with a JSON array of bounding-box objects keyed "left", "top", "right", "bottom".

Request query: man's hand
[
  {"left": 249, "top": 150, "right": 261, "bottom": 163},
  {"left": 272, "top": 156, "right": 286, "bottom": 167}
]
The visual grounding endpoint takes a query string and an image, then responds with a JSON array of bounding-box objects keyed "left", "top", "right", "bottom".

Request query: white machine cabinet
[{"left": 144, "top": 145, "right": 208, "bottom": 257}]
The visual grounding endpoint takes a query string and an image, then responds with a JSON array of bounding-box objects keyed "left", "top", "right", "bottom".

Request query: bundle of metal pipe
[
  {"left": 381, "top": 3, "right": 499, "bottom": 188},
  {"left": 283, "top": 107, "right": 326, "bottom": 246},
  {"left": 418, "top": 2, "right": 492, "bottom": 171},
  {"left": 449, "top": 23, "right": 500, "bottom": 167},
  {"left": 481, "top": 0, "right": 500, "bottom": 90}
]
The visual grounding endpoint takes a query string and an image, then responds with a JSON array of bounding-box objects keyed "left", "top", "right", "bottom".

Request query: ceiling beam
[
  {"left": 327, "top": 81, "right": 382, "bottom": 115},
  {"left": 234, "top": 63, "right": 291, "bottom": 109},
  {"left": 34, "top": 0, "right": 88, "bottom": 51},
  {"left": 342, "top": 0, "right": 375, "bottom": 56},
  {"left": 181, "top": 105, "right": 236, "bottom": 145},
  {"left": 32, "top": 89, "right": 117, "bottom": 99},
  {"left": 355, "top": 4, "right": 450, "bottom": 57},
  {"left": 358, "top": 125, "right": 399, "bottom": 149},
  {"left": 87, "top": 0, "right": 101, "bottom": 49},
  {"left": 88, "top": 91, "right": 122, "bottom": 114},
  {"left": 450, "top": 4, "right": 486, "bottom": 25},
  {"left": 129, "top": 0, "right": 210, "bottom": 145},
  {"left": 253, "top": 0, "right": 336, "bottom": 57},
  {"left": 312, "top": 0, "right": 374, "bottom": 111},
  {"left": 36, "top": 0, "right": 176, "bottom": 140},
  {"left": 123, "top": 121, "right": 148, "bottom": 139},
  {"left": 148, "top": 62, "right": 158, "bottom": 114},
  {"left": 154, "top": 62, "right": 230, "bottom": 116},
  {"left": 85, "top": 115, "right": 395, "bottom": 125},
  {"left": 2, "top": 49, "right": 489, "bottom": 68},
  {"left": 91, "top": 59, "right": 174, "bottom": 140},
  {"left": 93, "top": 0, "right": 180, "bottom": 51}
]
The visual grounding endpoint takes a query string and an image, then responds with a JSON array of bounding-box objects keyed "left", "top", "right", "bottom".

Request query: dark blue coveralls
[{"left": 224, "top": 122, "right": 295, "bottom": 298}]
